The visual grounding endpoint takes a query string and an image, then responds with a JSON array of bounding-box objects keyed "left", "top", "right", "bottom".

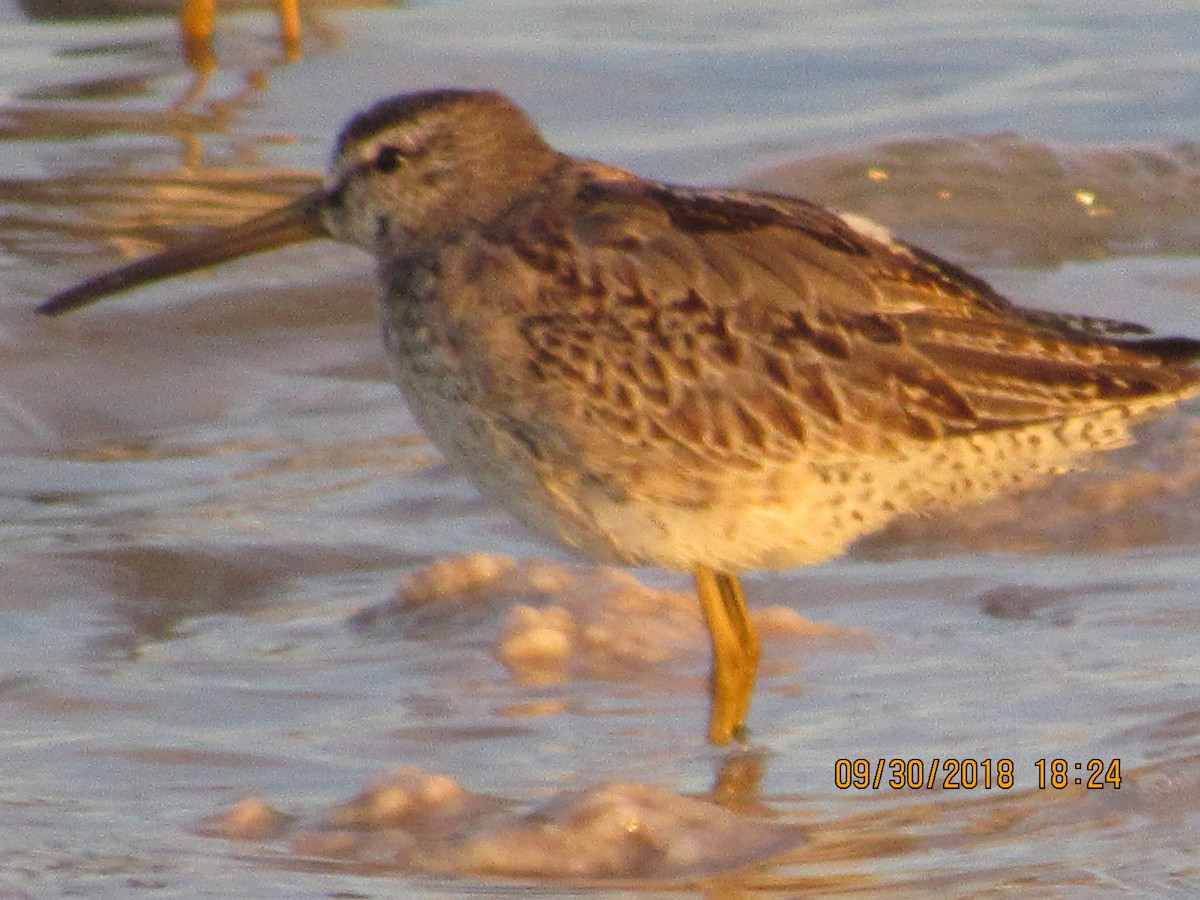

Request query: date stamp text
[{"left": 834, "top": 757, "right": 1121, "bottom": 791}]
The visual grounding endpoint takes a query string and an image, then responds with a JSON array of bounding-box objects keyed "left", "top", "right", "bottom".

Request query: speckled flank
[{"left": 338, "top": 93, "right": 1200, "bottom": 574}]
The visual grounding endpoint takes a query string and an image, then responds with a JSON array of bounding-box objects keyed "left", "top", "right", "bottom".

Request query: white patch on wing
[{"left": 835, "top": 210, "right": 905, "bottom": 251}]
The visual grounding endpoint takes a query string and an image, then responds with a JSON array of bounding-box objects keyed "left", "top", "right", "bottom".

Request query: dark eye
[{"left": 374, "top": 145, "right": 406, "bottom": 173}]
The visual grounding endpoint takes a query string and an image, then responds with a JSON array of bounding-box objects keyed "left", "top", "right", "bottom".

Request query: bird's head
[
  {"left": 37, "top": 89, "right": 558, "bottom": 316},
  {"left": 322, "top": 89, "right": 559, "bottom": 255}
]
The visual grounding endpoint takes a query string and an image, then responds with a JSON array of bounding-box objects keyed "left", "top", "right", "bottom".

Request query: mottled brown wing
[{"left": 511, "top": 175, "right": 1200, "bottom": 467}]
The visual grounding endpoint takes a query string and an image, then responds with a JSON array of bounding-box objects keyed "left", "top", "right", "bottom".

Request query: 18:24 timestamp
[{"left": 1036, "top": 758, "right": 1121, "bottom": 789}]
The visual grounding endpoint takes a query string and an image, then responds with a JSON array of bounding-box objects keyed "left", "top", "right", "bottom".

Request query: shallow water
[{"left": 3, "top": 1, "right": 1200, "bottom": 896}]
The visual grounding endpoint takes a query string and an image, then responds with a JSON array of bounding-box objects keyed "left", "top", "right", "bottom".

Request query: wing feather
[{"left": 488, "top": 172, "right": 1200, "bottom": 469}]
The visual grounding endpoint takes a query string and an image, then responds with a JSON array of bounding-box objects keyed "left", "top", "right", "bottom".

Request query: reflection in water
[
  {"left": 0, "top": 59, "right": 313, "bottom": 262},
  {"left": 710, "top": 747, "right": 771, "bottom": 816},
  {"left": 12, "top": 0, "right": 383, "bottom": 71},
  {"left": 80, "top": 544, "right": 377, "bottom": 658},
  {"left": 2, "top": 164, "right": 318, "bottom": 267}
]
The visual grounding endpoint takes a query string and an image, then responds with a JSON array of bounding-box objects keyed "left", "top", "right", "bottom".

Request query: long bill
[{"left": 37, "top": 189, "right": 330, "bottom": 317}]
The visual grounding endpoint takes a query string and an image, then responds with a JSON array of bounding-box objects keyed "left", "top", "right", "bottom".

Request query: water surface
[{"left": 3, "top": 1, "right": 1200, "bottom": 896}]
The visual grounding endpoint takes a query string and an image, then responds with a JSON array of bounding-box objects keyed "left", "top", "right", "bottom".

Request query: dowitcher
[{"left": 40, "top": 89, "right": 1200, "bottom": 744}]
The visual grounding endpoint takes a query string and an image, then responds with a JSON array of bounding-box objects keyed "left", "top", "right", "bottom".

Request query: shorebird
[
  {"left": 19, "top": 0, "right": 307, "bottom": 68},
  {"left": 179, "top": 0, "right": 301, "bottom": 55},
  {"left": 39, "top": 89, "right": 1200, "bottom": 745}
]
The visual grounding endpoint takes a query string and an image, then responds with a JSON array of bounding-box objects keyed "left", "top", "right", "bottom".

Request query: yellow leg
[
  {"left": 179, "top": 0, "right": 303, "bottom": 69},
  {"left": 276, "top": 0, "right": 302, "bottom": 62},
  {"left": 179, "top": 0, "right": 217, "bottom": 72},
  {"left": 180, "top": 0, "right": 216, "bottom": 43},
  {"left": 694, "top": 566, "right": 760, "bottom": 745}
]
